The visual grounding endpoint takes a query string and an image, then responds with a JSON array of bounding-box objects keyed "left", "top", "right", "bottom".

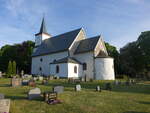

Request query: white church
[{"left": 31, "top": 18, "right": 115, "bottom": 80}]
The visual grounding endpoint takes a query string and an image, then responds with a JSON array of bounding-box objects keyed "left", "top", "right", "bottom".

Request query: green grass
[{"left": 0, "top": 78, "right": 150, "bottom": 113}]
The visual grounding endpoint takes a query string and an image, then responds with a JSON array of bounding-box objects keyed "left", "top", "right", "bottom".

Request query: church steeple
[
  {"left": 39, "top": 17, "right": 48, "bottom": 34},
  {"left": 35, "top": 17, "right": 51, "bottom": 47}
]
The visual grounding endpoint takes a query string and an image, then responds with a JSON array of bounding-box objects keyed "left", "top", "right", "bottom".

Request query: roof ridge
[{"left": 50, "top": 28, "right": 82, "bottom": 39}]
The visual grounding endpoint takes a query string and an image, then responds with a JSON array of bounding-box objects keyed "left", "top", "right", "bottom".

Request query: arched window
[
  {"left": 83, "top": 63, "right": 87, "bottom": 70},
  {"left": 56, "top": 65, "right": 59, "bottom": 73},
  {"left": 39, "top": 67, "right": 42, "bottom": 71},
  {"left": 40, "top": 58, "right": 43, "bottom": 62},
  {"left": 74, "top": 66, "right": 77, "bottom": 73}
]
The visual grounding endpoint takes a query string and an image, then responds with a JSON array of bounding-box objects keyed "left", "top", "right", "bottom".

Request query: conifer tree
[
  {"left": 7, "top": 61, "right": 12, "bottom": 77},
  {"left": 12, "top": 61, "right": 16, "bottom": 76}
]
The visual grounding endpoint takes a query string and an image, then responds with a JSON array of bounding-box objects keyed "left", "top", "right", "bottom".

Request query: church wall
[
  {"left": 68, "top": 63, "right": 82, "bottom": 78},
  {"left": 50, "top": 63, "right": 68, "bottom": 77},
  {"left": 74, "top": 52, "right": 94, "bottom": 79},
  {"left": 95, "top": 58, "right": 115, "bottom": 80},
  {"left": 31, "top": 51, "right": 68, "bottom": 76}
]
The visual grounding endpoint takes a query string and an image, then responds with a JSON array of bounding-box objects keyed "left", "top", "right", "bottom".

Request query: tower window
[
  {"left": 40, "top": 58, "right": 43, "bottom": 62},
  {"left": 56, "top": 65, "right": 59, "bottom": 73},
  {"left": 83, "top": 63, "right": 87, "bottom": 70},
  {"left": 74, "top": 66, "right": 77, "bottom": 73}
]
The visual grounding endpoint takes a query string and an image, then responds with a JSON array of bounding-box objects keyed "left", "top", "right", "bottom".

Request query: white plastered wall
[
  {"left": 31, "top": 51, "right": 68, "bottom": 76},
  {"left": 74, "top": 52, "right": 94, "bottom": 79},
  {"left": 95, "top": 58, "right": 115, "bottom": 80},
  {"left": 50, "top": 63, "right": 68, "bottom": 77}
]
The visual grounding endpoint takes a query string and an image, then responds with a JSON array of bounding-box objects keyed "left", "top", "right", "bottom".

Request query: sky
[{"left": 0, "top": 0, "right": 150, "bottom": 49}]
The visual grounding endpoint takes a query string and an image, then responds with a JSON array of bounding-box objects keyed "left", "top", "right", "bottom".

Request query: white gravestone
[
  {"left": 75, "top": 84, "right": 81, "bottom": 91},
  {"left": 28, "top": 88, "right": 41, "bottom": 100}
]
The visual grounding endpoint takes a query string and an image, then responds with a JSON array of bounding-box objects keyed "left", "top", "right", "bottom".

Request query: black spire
[{"left": 39, "top": 17, "right": 48, "bottom": 34}]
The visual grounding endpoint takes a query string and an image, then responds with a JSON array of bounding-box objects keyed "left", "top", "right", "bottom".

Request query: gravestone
[
  {"left": 38, "top": 76, "right": 43, "bottom": 81},
  {"left": 28, "top": 80, "right": 36, "bottom": 87},
  {"left": 105, "top": 83, "right": 112, "bottom": 91},
  {"left": 114, "top": 80, "right": 119, "bottom": 85},
  {"left": 49, "top": 76, "right": 54, "bottom": 80},
  {"left": 11, "top": 78, "right": 22, "bottom": 87},
  {"left": 75, "top": 84, "right": 81, "bottom": 91},
  {"left": 0, "top": 99, "right": 10, "bottom": 113},
  {"left": 28, "top": 88, "right": 41, "bottom": 100},
  {"left": 43, "top": 92, "right": 57, "bottom": 102},
  {"left": 42, "top": 80, "right": 48, "bottom": 85},
  {"left": 81, "top": 77, "right": 85, "bottom": 82},
  {"left": 33, "top": 77, "right": 38, "bottom": 81},
  {"left": 22, "top": 80, "right": 29, "bottom": 86},
  {"left": 53, "top": 86, "right": 64, "bottom": 94},
  {"left": 0, "top": 94, "right": 4, "bottom": 99},
  {"left": 96, "top": 86, "right": 101, "bottom": 92}
]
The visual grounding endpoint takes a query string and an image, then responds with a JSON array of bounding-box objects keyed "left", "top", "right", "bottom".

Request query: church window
[
  {"left": 74, "top": 66, "right": 77, "bottom": 73},
  {"left": 39, "top": 67, "right": 42, "bottom": 71},
  {"left": 40, "top": 58, "right": 43, "bottom": 62},
  {"left": 56, "top": 65, "right": 59, "bottom": 73},
  {"left": 83, "top": 63, "right": 87, "bottom": 70}
]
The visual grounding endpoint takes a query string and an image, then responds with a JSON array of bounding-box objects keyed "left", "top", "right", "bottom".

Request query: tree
[
  {"left": 0, "top": 41, "right": 34, "bottom": 74},
  {"left": 7, "top": 61, "right": 12, "bottom": 77},
  {"left": 12, "top": 61, "right": 16, "bottom": 76}
]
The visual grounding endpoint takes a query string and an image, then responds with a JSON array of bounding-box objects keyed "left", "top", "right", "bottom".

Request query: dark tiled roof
[
  {"left": 50, "top": 57, "right": 82, "bottom": 64},
  {"left": 32, "top": 28, "right": 82, "bottom": 57},
  {"left": 74, "top": 35, "right": 100, "bottom": 54},
  {"left": 95, "top": 51, "right": 111, "bottom": 58}
]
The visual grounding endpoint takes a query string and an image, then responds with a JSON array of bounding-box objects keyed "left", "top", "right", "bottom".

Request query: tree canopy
[{"left": 0, "top": 41, "right": 34, "bottom": 74}]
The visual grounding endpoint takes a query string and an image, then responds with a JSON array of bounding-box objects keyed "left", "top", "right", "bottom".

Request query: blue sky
[{"left": 0, "top": 0, "right": 150, "bottom": 49}]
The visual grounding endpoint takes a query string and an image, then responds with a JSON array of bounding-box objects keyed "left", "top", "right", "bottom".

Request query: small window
[
  {"left": 74, "top": 66, "right": 77, "bottom": 73},
  {"left": 56, "top": 65, "right": 59, "bottom": 73},
  {"left": 39, "top": 67, "right": 42, "bottom": 71},
  {"left": 83, "top": 63, "right": 87, "bottom": 70},
  {"left": 40, "top": 58, "right": 43, "bottom": 62}
]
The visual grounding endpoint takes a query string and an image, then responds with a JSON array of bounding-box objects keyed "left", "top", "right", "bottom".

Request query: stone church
[{"left": 31, "top": 18, "right": 115, "bottom": 80}]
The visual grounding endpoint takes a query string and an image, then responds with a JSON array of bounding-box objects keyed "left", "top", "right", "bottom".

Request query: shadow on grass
[
  {"left": 123, "top": 111, "right": 149, "bottom": 113},
  {"left": 138, "top": 101, "right": 150, "bottom": 105},
  {"left": 0, "top": 84, "right": 11, "bottom": 87},
  {"left": 112, "top": 84, "right": 150, "bottom": 95},
  {"left": 6, "top": 95, "right": 43, "bottom": 101}
]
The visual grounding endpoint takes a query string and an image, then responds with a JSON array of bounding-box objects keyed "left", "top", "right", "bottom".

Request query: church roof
[
  {"left": 50, "top": 57, "right": 82, "bottom": 64},
  {"left": 32, "top": 28, "right": 82, "bottom": 57},
  {"left": 74, "top": 35, "right": 100, "bottom": 54}
]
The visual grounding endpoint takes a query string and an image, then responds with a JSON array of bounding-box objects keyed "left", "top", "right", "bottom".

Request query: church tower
[{"left": 35, "top": 18, "right": 51, "bottom": 47}]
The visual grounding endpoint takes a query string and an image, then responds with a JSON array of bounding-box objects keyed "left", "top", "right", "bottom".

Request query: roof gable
[
  {"left": 32, "top": 28, "right": 82, "bottom": 57},
  {"left": 74, "top": 35, "right": 100, "bottom": 54}
]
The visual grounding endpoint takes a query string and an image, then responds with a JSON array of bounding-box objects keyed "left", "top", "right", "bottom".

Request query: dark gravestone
[
  {"left": 96, "top": 86, "right": 101, "bottom": 92},
  {"left": 11, "top": 78, "right": 22, "bottom": 87},
  {"left": 75, "top": 84, "right": 81, "bottom": 91},
  {"left": 0, "top": 94, "right": 4, "bottom": 99},
  {"left": 105, "top": 83, "right": 112, "bottom": 91},
  {"left": 53, "top": 86, "right": 64, "bottom": 94},
  {"left": 22, "top": 80, "right": 29, "bottom": 86},
  {"left": 43, "top": 92, "right": 57, "bottom": 102},
  {"left": 28, "top": 88, "right": 41, "bottom": 100}
]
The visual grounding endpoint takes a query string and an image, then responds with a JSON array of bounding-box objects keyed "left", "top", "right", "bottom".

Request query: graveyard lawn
[{"left": 0, "top": 79, "right": 150, "bottom": 113}]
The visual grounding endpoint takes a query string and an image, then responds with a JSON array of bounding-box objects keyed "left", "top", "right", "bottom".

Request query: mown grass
[{"left": 0, "top": 78, "right": 150, "bottom": 113}]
